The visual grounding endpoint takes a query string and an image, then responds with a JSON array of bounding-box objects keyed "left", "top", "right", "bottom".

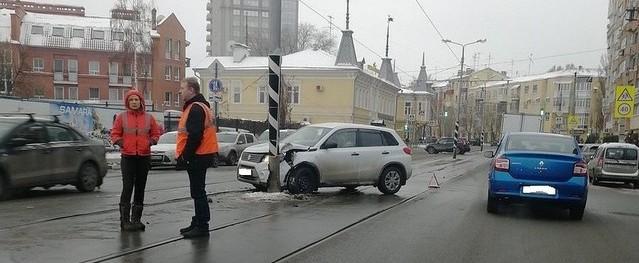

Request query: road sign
[
  {"left": 208, "top": 79, "right": 223, "bottom": 93},
  {"left": 408, "top": 114, "right": 415, "bottom": 121},
  {"left": 615, "top": 86, "right": 635, "bottom": 118}
]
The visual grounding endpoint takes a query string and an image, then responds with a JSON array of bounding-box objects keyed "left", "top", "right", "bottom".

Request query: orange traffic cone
[{"left": 428, "top": 173, "right": 440, "bottom": 189}]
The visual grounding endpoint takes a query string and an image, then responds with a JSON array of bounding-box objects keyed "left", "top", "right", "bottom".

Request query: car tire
[
  {"left": 459, "top": 150, "right": 465, "bottom": 155},
  {"left": 226, "top": 151, "right": 238, "bottom": 166},
  {"left": 592, "top": 176, "right": 600, "bottom": 186},
  {"left": 377, "top": 166, "right": 403, "bottom": 195},
  {"left": 569, "top": 205, "right": 585, "bottom": 220},
  {"left": 76, "top": 163, "right": 99, "bottom": 193},
  {"left": 344, "top": 186, "right": 358, "bottom": 191},
  {"left": 0, "top": 175, "right": 11, "bottom": 201},
  {"left": 426, "top": 147, "right": 437, "bottom": 154},
  {"left": 287, "top": 166, "right": 317, "bottom": 194},
  {"left": 253, "top": 184, "right": 266, "bottom": 192},
  {"left": 487, "top": 195, "right": 498, "bottom": 214}
]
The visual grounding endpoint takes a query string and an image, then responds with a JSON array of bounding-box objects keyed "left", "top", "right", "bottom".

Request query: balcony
[
  {"left": 122, "top": 76, "right": 132, "bottom": 85},
  {"left": 68, "top": 72, "right": 78, "bottom": 82},
  {"left": 54, "top": 72, "right": 63, "bottom": 81}
]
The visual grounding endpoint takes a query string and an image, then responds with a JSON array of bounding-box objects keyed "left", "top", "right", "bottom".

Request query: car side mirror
[
  {"left": 8, "top": 137, "right": 29, "bottom": 148},
  {"left": 483, "top": 151, "right": 494, "bottom": 158},
  {"left": 322, "top": 142, "right": 338, "bottom": 149}
]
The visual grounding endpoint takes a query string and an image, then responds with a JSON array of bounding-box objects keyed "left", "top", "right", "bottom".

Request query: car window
[
  {"left": 47, "top": 125, "right": 79, "bottom": 142},
  {"left": 158, "top": 133, "right": 177, "bottom": 144},
  {"left": 359, "top": 129, "right": 384, "bottom": 147},
  {"left": 324, "top": 129, "right": 356, "bottom": 148},
  {"left": 439, "top": 138, "right": 452, "bottom": 144},
  {"left": 589, "top": 146, "right": 599, "bottom": 153},
  {"left": 605, "top": 148, "right": 638, "bottom": 160},
  {"left": 217, "top": 133, "right": 238, "bottom": 143},
  {"left": 13, "top": 124, "right": 47, "bottom": 144},
  {"left": 246, "top": 134, "right": 254, "bottom": 143},
  {"left": 237, "top": 134, "right": 246, "bottom": 144},
  {"left": 381, "top": 131, "right": 399, "bottom": 146},
  {"left": 281, "top": 126, "right": 332, "bottom": 147},
  {"left": 505, "top": 134, "right": 577, "bottom": 154}
]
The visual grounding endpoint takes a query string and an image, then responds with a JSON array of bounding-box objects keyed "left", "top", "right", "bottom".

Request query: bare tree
[
  {"left": 1, "top": 42, "right": 32, "bottom": 97},
  {"left": 280, "top": 23, "right": 337, "bottom": 55}
]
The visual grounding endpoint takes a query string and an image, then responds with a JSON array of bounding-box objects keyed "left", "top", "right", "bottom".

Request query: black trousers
[
  {"left": 120, "top": 156, "right": 150, "bottom": 206},
  {"left": 187, "top": 156, "right": 212, "bottom": 226}
]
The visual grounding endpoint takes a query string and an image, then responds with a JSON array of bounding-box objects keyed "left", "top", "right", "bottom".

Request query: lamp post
[
  {"left": 540, "top": 109, "right": 545, "bottom": 133},
  {"left": 442, "top": 38, "right": 486, "bottom": 159}
]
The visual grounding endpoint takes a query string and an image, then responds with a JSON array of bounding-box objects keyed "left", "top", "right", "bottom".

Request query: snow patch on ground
[{"left": 241, "top": 192, "right": 310, "bottom": 202}]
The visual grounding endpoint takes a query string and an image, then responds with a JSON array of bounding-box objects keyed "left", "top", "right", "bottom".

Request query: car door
[
  {"left": 356, "top": 129, "right": 387, "bottom": 183},
  {"left": 5, "top": 124, "right": 51, "bottom": 187},
  {"left": 437, "top": 138, "right": 454, "bottom": 152},
  {"left": 315, "top": 128, "right": 358, "bottom": 184},
  {"left": 45, "top": 124, "right": 84, "bottom": 182}
]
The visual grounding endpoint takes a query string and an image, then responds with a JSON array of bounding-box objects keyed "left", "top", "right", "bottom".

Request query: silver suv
[
  {"left": 587, "top": 143, "right": 639, "bottom": 188},
  {"left": 217, "top": 132, "right": 257, "bottom": 165},
  {"left": 237, "top": 123, "right": 413, "bottom": 194}
]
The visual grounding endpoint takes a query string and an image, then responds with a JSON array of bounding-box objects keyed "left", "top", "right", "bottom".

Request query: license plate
[
  {"left": 238, "top": 168, "right": 252, "bottom": 176},
  {"left": 151, "top": 155, "right": 163, "bottom": 161},
  {"left": 522, "top": 185, "right": 556, "bottom": 195}
]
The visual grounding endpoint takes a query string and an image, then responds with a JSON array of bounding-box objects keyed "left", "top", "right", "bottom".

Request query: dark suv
[
  {"left": 0, "top": 114, "right": 108, "bottom": 200},
  {"left": 425, "top": 137, "right": 470, "bottom": 154}
]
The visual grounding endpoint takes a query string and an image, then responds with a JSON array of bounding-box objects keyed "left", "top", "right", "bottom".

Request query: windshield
[
  {"left": 280, "top": 126, "right": 331, "bottom": 147},
  {"left": 605, "top": 148, "right": 638, "bottom": 160},
  {"left": 258, "top": 130, "right": 297, "bottom": 142},
  {"left": 217, "top": 133, "right": 238, "bottom": 143},
  {"left": 157, "top": 133, "right": 176, "bottom": 144},
  {"left": 506, "top": 134, "right": 577, "bottom": 154}
]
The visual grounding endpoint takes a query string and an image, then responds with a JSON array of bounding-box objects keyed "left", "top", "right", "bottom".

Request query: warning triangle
[{"left": 617, "top": 88, "right": 633, "bottom": 101}]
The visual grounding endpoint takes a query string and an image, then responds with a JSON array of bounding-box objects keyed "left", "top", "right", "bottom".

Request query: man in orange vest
[{"left": 176, "top": 77, "right": 218, "bottom": 238}]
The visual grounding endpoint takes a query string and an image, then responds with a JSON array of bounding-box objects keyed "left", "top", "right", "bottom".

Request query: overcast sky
[{"left": 34, "top": 0, "right": 608, "bottom": 84}]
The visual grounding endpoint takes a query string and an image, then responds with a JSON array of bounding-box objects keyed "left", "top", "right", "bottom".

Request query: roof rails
[{"left": 0, "top": 113, "right": 60, "bottom": 123}]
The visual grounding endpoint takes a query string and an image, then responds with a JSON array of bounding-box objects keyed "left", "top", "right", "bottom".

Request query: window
[
  {"left": 52, "top": 27, "right": 64, "bottom": 37},
  {"left": 31, "top": 26, "right": 44, "bottom": 35},
  {"left": 533, "top": 85, "right": 538, "bottom": 94},
  {"left": 358, "top": 130, "right": 384, "bottom": 147},
  {"left": 108, "top": 88, "right": 121, "bottom": 101},
  {"left": 123, "top": 64, "right": 132, "bottom": 76},
  {"left": 68, "top": 87, "right": 78, "bottom": 100},
  {"left": 68, "top": 59, "right": 78, "bottom": 74},
  {"left": 258, "top": 86, "right": 266, "bottom": 104},
  {"left": 176, "top": 41, "right": 181, "bottom": 60},
  {"left": 174, "top": 67, "right": 180, "bottom": 81},
  {"left": 418, "top": 102, "right": 424, "bottom": 115},
  {"left": 237, "top": 134, "right": 246, "bottom": 144},
  {"left": 72, "top": 28, "right": 84, "bottom": 38},
  {"left": 233, "top": 9, "right": 241, "bottom": 15},
  {"left": 33, "top": 87, "right": 44, "bottom": 97},
  {"left": 165, "top": 39, "right": 172, "bottom": 59},
  {"left": 47, "top": 126, "right": 78, "bottom": 142},
  {"left": 164, "top": 92, "right": 172, "bottom": 104},
  {"left": 89, "top": 88, "right": 100, "bottom": 100},
  {"left": 112, "top": 31, "right": 124, "bottom": 41},
  {"left": 524, "top": 86, "right": 529, "bottom": 94},
  {"left": 324, "top": 129, "right": 357, "bottom": 148},
  {"left": 165, "top": 66, "right": 172, "bottom": 80},
  {"left": 53, "top": 59, "right": 64, "bottom": 72},
  {"left": 404, "top": 101, "right": 412, "bottom": 115},
  {"left": 54, "top": 86, "right": 64, "bottom": 99},
  {"left": 89, "top": 61, "right": 100, "bottom": 75},
  {"left": 245, "top": 10, "right": 258, "bottom": 16},
  {"left": 287, "top": 85, "right": 300, "bottom": 104},
  {"left": 175, "top": 92, "right": 181, "bottom": 106},
  {"left": 232, "top": 80, "right": 241, "bottom": 103},
  {"left": 245, "top": 0, "right": 259, "bottom": 7},
  {"left": 14, "top": 125, "right": 47, "bottom": 144},
  {"left": 246, "top": 134, "right": 254, "bottom": 143},
  {"left": 262, "top": 11, "right": 269, "bottom": 17},
  {"left": 91, "top": 30, "right": 105, "bottom": 39},
  {"left": 144, "top": 64, "right": 152, "bottom": 77},
  {"left": 233, "top": 0, "right": 241, "bottom": 5},
  {"left": 32, "top": 58, "right": 44, "bottom": 72}
]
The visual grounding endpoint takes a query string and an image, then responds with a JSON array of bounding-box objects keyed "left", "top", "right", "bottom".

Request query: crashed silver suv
[{"left": 237, "top": 123, "right": 413, "bottom": 194}]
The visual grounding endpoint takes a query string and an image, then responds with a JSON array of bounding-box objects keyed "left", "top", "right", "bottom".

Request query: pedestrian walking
[
  {"left": 176, "top": 77, "right": 218, "bottom": 238},
  {"left": 111, "top": 89, "right": 161, "bottom": 231}
]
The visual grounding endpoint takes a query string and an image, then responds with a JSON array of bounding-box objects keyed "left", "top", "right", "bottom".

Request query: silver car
[
  {"left": 150, "top": 131, "right": 178, "bottom": 168},
  {"left": 587, "top": 143, "right": 639, "bottom": 188},
  {"left": 237, "top": 123, "right": 413, "bottom": 194},
  {"left": 217, "top": 132, "right": 257, "bottom": 165}
]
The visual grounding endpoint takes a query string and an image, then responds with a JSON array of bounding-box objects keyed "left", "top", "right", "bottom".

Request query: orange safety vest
[{"left": 176, "top": 102, "right": 218, "bottom": 157}]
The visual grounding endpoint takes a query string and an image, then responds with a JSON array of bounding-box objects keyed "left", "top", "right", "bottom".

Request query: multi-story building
[
  {"left": 206, "top": 0, "right": 299, "bottom": 56},
  {"left": 395, "top": 56, "right": 433, "bottom": 142},
  {"left": 607, "top": 0, "right": 639, "bottom": 135},
  {"left": 0, "top": 0, "right": 187, "bottom": 111}
]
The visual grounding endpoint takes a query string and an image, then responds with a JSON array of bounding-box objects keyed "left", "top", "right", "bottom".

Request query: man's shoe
[
  {"left": 181, "top": 226, "right": 210, "bottom": 238},
  {"left": 179, "top": 224, "right": 194, "bottom": 234}
]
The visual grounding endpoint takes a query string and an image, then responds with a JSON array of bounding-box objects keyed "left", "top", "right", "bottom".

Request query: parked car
[
  {"left": 257, "top": 129, "right": 297, "bottom": 142},
  {"left": 237, "top": 123, "right": 413, "bottom": 194},
  {"left": 587, "top": 143, "right": 639, "bottom": 188},
  {"left": 424, "top": 137, "right": 469, "bottom": 154},
  {"left": 579, "top": 143, "right": 600, "bottom": 162},
  {"left": 218, "top": 132, "right": 257, "bottom": 165},
  {"left": 469, "top": 138, "right": 481, "bottom": 146},
  {"left": 0, "top": 114, "right": 108, "bottom": 200},
  {"left": 150, "top": 131, "right": 178, "bottom": 168},
  {"left": 484, "top": 132, "right": 588, "bottom": 220}
]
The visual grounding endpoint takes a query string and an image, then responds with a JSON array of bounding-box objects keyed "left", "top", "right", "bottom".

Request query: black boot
[
  {"left": 180, "top": 222, "right": 194, "bottom": 234},
  {"left": 131, "top": 205, "right": 146, "bottom": 231},
  {"left": 181, "top": 224, "right": 209, "bottom": 238},
  {"left": 119, "top": 203, "right": 135, "bottom": 231}
]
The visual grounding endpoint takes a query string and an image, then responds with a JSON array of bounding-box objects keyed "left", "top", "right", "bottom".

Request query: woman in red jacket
[{"left": 111, "top": 89, "right": 161, "bottom": 231}]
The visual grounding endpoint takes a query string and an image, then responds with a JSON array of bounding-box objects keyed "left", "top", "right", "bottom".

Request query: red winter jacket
[{"left": 111, "top": 90, "right": 161, "bottom": 156}]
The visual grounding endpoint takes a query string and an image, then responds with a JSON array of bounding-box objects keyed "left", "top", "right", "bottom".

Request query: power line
[
  {"left": 414, "top": 0, "right": 459, "bottom": 62},
  {"left": 489, "top": 48, "right": 606, "bottom": 67}
]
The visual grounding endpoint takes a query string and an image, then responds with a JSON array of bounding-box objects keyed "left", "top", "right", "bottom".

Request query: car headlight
[{"left": 262, "top": 155, "right": 269, "bottom": 164}]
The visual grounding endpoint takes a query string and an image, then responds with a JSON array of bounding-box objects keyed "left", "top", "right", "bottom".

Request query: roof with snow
[
  {"left": 0, "top": 8, "right": 13, "bottom": 42},
  {"left": 400, "top": 88, "right": 432, "bottom": 95},
  {"left": 468, "top": 69, "right": 604, "bottom": 90},
  {"left": 193, "top": 49, "right": 360, "bottom": 71},
  {"left": 22, "top": 11, "right": 113, "bottom": 28}
]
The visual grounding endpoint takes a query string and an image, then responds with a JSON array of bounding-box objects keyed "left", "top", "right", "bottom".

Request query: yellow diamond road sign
[{"left": 615, "top": 86, "right": 635, "bottom": 118}]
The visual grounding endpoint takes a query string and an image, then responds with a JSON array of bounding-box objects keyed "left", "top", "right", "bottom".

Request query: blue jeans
[{"left": 187, "top": 156, "right": 212, "bottom": 226}]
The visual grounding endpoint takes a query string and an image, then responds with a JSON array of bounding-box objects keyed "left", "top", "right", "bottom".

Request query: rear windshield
[
  {"left": 505, "top": 134, "right": 577, "bottom": 154},
  {"left": 605, "top": 148, "right": 638, "bottom": 160}
]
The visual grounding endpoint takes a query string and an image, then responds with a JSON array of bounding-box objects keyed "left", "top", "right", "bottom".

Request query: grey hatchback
[
  {"left": 587, "top": 143, "right": 639, "bottom": 188},
  {"left": 0, "top": 114, "right": 108, "bottom": 200}
]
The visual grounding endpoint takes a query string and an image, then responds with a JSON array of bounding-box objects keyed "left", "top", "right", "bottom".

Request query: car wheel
[
  {"left": 487, "top": 195, "right": 498, "bottom": 214},
  {"left": 569, "top": 205, "right": 585, "bottom": 220},
  {"left": 426, "top": 147, "right": 437, "bottom": 154},
  {"left": 377, "top": 166, "right": 402, "bottom": 195},
  {"left": 287, "top": 166, "right": 317, "bottom": 194},
  {"left": 634, "top": 181, "right": 639, "bottom": 189},
  {"left": 459, "top": 150, "right": 466, "bottom": 155},
  {"left": 344, "top": 186, "right": 358, "bottom": 191},
  {"left": 226, "top": 151, "right": 238, "bottom": 166},
  {"left": 76, "top": 163, "right": 99, "bottom": 192},
  {"left": 592, "top": 176, "right": 600, "bottom": 186},
  {"left": 252, "top": 184, "right": 266, "bottom": 192},
  {"left": 0, "top": 175, "right": 10, "bottom": 201}
]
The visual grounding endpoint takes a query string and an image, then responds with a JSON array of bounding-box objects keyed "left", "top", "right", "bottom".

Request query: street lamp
[{"left": 442, "top": 38, "right": 487, "bottom": 159}]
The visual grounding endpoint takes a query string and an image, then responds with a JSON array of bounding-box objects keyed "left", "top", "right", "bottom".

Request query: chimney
[
  {"left": 231, "top": 43, "right": 249, "bottom": 63},
  {"left": 151, "top": 8, "right": 157, "bottom": 30}
]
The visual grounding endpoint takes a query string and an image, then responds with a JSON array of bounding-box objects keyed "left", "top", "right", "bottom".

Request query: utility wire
[{"left": 414, "top": 0, "right": 459, "bottom": 62}]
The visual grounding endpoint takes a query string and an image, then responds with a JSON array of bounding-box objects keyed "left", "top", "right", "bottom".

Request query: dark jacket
[{"left": 182, "top": 94, "right": 215, "bottom": 161}]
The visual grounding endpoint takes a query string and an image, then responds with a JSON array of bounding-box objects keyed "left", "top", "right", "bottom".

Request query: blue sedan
[{"left": 484, "top": 132, "right": 588, "bottom": 220}]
